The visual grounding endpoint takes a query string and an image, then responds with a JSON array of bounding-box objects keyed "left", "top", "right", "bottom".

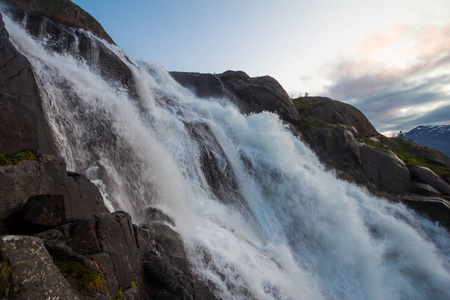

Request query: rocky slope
[
  {"left": 0, "top": 1, "right": 216, "bottom": 299},
  {"left": 1, "top": 0, "right": 450, "bottom": 298},
  {"left": 405, "top": 125, "right": 450, "bottom": 157}
]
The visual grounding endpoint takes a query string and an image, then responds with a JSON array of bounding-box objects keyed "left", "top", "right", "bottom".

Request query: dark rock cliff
[{"left": 0, "top": 1, "right": 216, "bottom": 298}]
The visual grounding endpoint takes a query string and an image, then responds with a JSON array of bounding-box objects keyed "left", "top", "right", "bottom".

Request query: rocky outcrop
[
  {"left": 0, "top": 171, "right": 215, "bottom": 299},
  {"left": 302, "top": 96, "right": 378, "bottom": 137},
  {"left": 1, "top": 6, "right": 136, "bottom": 97},
  {"left": 171, "top": 71, "right": 302, "bottom": 125},
  {"left": 359, "top": 144, "right": 411, "bottom": 193},
  {"left": 0, "top": 235, "right": 80, "bottom": 299},
  {"left": 401, "top": 138, "right": 450, "bottom": 169},
  {"left": 0, "top": 154, "right": 107, "bottom": 235},
  {"left": 410, "top": 166, "right": 450, "bottom": 195}
]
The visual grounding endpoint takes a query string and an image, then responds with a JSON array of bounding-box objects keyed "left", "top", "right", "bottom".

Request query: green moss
[
  {"left": 54, "top": 258, "right": 105, "bottom": 294},
  {"left": 292, "top": 98, "right": 312, "bottom": 111},
  {"left": 131, "top": 280, "right": 136, "bottom": 289},
  {"left": 0, "top": 151, "right": 37, "bottom": 166},
  {"left": 116, "top": 288, "right": 122, "bottom": 300},
  {"left": 358, "top": 136, "right": 391, "bottom": 150},
  {"left": 392, "top": 138, "right": 450, "bottom": 177}
]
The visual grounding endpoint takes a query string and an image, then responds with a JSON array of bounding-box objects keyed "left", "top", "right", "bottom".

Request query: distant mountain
[{"left": 404, "top": 125, "right": 450, "bottom": 157}]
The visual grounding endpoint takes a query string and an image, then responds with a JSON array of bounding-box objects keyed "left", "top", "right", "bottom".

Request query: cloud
[{"left": 322, "top": 21, "right": 450, "bottom": 134}]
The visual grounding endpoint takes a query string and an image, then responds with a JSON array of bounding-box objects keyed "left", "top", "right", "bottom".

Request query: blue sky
[{"left": 72, "top": 0, "right": 450, "bottom": 135}]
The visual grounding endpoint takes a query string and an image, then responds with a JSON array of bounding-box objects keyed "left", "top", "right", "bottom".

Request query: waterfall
[{"left": 3, "top": 12, "right": 450, "bottom": 300}]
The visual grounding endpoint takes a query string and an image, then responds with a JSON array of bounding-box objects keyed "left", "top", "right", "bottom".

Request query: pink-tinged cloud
[
  {"left": 322, "top": 21, "right": 450, "bottom": 133},
  {"left": 360, "top": 23, "right": 408, "bottom": 54},
  {"left": 415, "top": 23, "right": 450, "bottom": 58}
]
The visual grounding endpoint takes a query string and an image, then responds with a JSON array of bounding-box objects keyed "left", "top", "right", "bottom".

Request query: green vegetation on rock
[
  {"left": 116, "top": 288, "right": 122, "bottom": 299},
  {"left": 393, "top": 137, "right": 450, "bottom": 178},
  {"left": 292, "top": 97, "right": 332, "bottom": 132},
  {"left": 0, "top": 150, "right": 37, "bottom": 166},
  {"left": 54, "top": 258, "right": 105, "bottom": 294}
]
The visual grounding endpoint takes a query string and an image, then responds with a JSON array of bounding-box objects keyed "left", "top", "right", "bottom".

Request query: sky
[{"left": 71, "top": 0, "right": 450, "bottom": 136}]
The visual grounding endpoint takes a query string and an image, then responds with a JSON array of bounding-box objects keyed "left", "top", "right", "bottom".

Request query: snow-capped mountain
[{"left": 404, "top": 125, "right": 450, "bottom": 157}]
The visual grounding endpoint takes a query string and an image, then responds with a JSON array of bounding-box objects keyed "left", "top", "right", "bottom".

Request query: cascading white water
[{"left": 3, "top": 12, "right": 450, "bottom": 300}]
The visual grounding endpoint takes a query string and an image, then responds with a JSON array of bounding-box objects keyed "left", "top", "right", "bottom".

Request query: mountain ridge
[{"left": 405, "top": 125, "right": 450, "bottom": 157}]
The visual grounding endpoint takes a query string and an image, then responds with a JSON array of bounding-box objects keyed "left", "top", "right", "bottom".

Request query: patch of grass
[
  {"left": 393, "top": 138, "right": 450, "bottom": 177},
  {"left": 292, "top": 97, "right": 312, "bottom": 111},
  {"left": 0, "top": 150, "right": 37, "bottom": 166},
  {"left": 358, "top": 136, "right": 391, "bottom": 150},
  {"left": 54, "top": 258, "right": 105, "bottom": 294}
]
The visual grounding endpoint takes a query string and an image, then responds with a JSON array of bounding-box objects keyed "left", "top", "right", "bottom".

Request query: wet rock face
[
  {"left": 3, "top": 0, "right": 114, "bottom": 43},
  {"left": 0, "top": 12, "right": 56, "bottom": 155},
  {"left": 0, "top": 235, "right": 80, "bottom": 300}
]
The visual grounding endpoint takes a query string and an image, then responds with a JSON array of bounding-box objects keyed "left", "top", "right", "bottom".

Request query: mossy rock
[
  {"left": 0, "top": 150, "right": 36, "bottom": 166},
  {"left": 54, "top": 258, "right": 105, "bottom": 294}
]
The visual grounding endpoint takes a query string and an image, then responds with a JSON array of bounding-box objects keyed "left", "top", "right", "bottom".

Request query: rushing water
[{"left": 3, "top": 12, "right": 450, "bottom": 300}]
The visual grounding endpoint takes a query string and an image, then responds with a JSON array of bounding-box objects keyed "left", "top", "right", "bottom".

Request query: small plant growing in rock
[
  {"left": 0, "top": 151, "right": 37, "bottom": 165},
  {"left": 54, "top": 258, "right": 105, "bottom": 294}
]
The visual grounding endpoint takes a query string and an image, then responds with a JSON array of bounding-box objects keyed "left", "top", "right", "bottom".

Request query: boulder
[
  {"left": 360, "top": 145, "right": 411, "bottom": 193},
  {"left": 0, "top": 235, "right": 79, "bottom": 299},
  {"left": 21, "top": 194, "right": 66, "bottom": 232},
  {"left": 410, "top": 166, "right": 450, "bottom": 195}
]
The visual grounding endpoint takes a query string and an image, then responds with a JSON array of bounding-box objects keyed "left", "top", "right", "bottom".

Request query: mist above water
[{"left": 3, "top": 12, "right": 450, "bottom": 300}]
